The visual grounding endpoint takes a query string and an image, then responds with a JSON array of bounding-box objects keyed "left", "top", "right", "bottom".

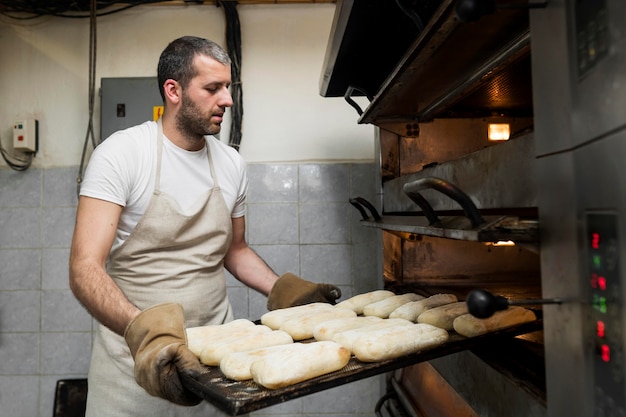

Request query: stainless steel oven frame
[{"left": 531, "top": 1, "right": 626, "bottom": 415}]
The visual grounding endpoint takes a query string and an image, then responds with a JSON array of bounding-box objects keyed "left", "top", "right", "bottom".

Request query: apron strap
[{"left": 155, "top": 119, "right": 165, "bottom": 193}]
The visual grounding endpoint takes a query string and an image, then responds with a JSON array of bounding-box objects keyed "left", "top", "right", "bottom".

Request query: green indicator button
[
  {"left": 593, "top": 255, "right": 602, "bottom": 268},
  {"left": 592, "top": 294, "right": 608, "bottom": 314}
]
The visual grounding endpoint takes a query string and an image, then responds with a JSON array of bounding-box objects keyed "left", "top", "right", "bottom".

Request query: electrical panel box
[
  {"left": 100, "top": 77, "right": 163, "bottom": 143},
  {"left": 13, "top": 119, "right": 38, "bottom": 152}
]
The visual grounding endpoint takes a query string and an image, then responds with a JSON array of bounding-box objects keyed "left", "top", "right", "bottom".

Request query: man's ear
[{"left": 163, "top": 79, "right": 181, "bottom": 105}]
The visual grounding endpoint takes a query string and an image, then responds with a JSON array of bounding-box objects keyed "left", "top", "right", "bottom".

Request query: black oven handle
[
  {"left": 349, "top": 197, "right": 382, "bottom": 221},
  {"left": 399, "top": 189, "right": 441, "bottom": 226},
  {"left": 343, "top": 85, "right": 373, "bottom": 116},
  {"left": 403, "top": 177, "right": 485, "bottom": 228}
]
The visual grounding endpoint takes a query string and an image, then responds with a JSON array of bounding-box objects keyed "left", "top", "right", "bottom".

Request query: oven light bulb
[
  {"left": 488, "top": 123, "right": 510, "bottom": 141},
  {"left": 485, "top": 240, "right": 515, "bottom": 247}
]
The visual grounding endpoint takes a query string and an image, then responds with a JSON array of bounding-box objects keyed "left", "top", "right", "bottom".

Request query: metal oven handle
[
  {"left": 403, "top": 177, "right": 485, "bottom": 228},
  {"left": 399, "top": 188, "right": 441, "bottom": 226},
  {"left": 343, "top": 85, "right": 373, "bottom": 116},
  {"left": 349, "top": 197, "right": 382, "bottom": 221}
]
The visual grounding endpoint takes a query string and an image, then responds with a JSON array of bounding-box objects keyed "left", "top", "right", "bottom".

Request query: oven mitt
[
  {"left": 124, "top": 303, "right": 203, "bottom": 406},
  {"left": 267, "top": 272, "right": 342, "bottom": 310}
]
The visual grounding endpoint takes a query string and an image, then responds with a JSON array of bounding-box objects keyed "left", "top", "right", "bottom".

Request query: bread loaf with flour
[
  {"left": 362, "top": 293, "right": 425, "bottom": 318},
  {"left": 453, "top": 306, "right": 537, "bottom": 337},
  {"left": 389, "top": 293, "right": 458, "bottom": 322},
  {"left": 186, "top": 319, "right": 257, "bottom": 357},
  {"left": 313, "top": 316, "right": 383, "bottom": 341},
  {"left": 280, "top": 307, "right": 357, "bottom": 340},
  {"left": 417, "top": 301, "right": 468, "bottom": 330},
  {"left": 220, "top": 344, "right": 296, "bottom": 381},
  {"left": 260, "top": 302, "right": 334, "bottom": 330},
  {"left": 332, "top": 318, "right": 414, "bottom": 352},
  {"left": 335, "top": 290, "right": 395, "bottom": 314},
  {"left": 249, "top": 341, "right": 351, "bottom": 389},
  {"left": 351, "top": 322, "right": 449, "bottom": 362},
  {"left": 198, "top": 328, "right": 293, "bottom": 366}
]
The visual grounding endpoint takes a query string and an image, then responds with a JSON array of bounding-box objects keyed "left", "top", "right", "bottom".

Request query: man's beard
[{"left": 176, "top": 90, "right": 221, "bottom": 143}]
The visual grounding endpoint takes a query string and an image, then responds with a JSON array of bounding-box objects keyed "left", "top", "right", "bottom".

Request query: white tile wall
[{"left": 0, "top": 162, "right": 384, "bottom": 417}]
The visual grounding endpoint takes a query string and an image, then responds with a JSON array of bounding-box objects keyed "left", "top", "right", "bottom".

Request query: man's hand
[
  {"left": 124, "top": 303, "right": 203, "bottom": 406},
  {"left": 267, "top": 273, "right": 341, "bottom": 310}
]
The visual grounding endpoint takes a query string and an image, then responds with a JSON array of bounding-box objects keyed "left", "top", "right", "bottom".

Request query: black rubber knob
[
  {"left": 455, "top": 0, "right": 496, "bottom": 22},
  {"left": 466, "top": 289, "right": 509, "bottom": 318}
]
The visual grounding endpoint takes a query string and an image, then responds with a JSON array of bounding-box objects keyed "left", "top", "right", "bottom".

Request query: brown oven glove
[
  {"left": 267, "top": 272, "right": 342, "bottom": 310},
  {"left": 124, "top": 303, "right": 203, "bottom": 406}
]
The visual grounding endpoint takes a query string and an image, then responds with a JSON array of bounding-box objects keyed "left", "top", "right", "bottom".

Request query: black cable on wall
[
  {"left": 0, "top": 1, "right": 163, "bottom": 18},
  {"left": 218, "top": 0, "right": 244, "bottom": 151},
  {"left": 76, "top": 0, "right": 99, "bottom": 196},
  {"left": 1, "top": 0, "right": 246, "bottom": 161}
]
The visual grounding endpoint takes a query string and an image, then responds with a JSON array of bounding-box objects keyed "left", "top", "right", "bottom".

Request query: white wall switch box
[{"left": 13, "top": 119, "right": 38, "bottom": 153}]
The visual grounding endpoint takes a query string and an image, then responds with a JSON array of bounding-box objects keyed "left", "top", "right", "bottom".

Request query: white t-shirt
[{"left": 80, "top": 121, "right": 248, "bottom": 252}]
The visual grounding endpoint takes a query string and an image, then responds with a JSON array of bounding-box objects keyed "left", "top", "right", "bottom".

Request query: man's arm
[
  {"left": 71, "top": 196, "right": 203, "bottom": 405},
  {"left": 224, "top": 216, "right": 278, "bottom": 295},
  {"left": 69, "top": 195, "right": 140, "bottom": 335}
]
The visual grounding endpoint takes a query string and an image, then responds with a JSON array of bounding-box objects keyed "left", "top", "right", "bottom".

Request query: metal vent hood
[
  {"left": 320, "top": 0, "right": 534, "bottom": 138},
  {"left": 319, "top": 0, "right": 442, "bottom": 99}
]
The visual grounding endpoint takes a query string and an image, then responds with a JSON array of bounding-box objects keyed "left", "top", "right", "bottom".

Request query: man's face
[{"left": 176, "top": 54, "right": 233, "bottom": 138}]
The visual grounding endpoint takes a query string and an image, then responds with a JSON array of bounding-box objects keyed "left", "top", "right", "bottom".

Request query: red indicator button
[
  {"left": 598, "top": 276, "right": 607, "bottom": 291},
  {"left": 18, "top": 135, "right": 24, "bottom": 141},
  {"left": 592, "top": 232, "right": 600, "bottom": 249},
  {"left": 597, "top": 321, "right": 605, "bottom": 338},
  {"left": 601, "top": 344, "right": 610, "bottom": 362},
  {"left": 591, "top": 273, "right": 598, "bottom": 288}
]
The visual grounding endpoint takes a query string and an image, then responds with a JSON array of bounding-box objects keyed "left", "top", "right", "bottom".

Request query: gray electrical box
[{"left": 100, "top": 77, "right": 163, "bottom": 143}]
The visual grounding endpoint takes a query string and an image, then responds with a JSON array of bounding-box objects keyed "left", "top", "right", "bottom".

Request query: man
[{"left": 69, "top": 36, "right": 340, "bottom": 416}]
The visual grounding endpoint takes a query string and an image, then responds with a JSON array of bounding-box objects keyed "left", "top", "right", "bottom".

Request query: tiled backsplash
[{"left": 0, "top": 162, "right": 384, "bottom": 417}]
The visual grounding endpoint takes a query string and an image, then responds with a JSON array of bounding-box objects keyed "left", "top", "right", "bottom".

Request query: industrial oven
[
  {"left": 533, "top": 0, "right": 626, "bottom": 416},
  {"left": 325, "top": 0, "right": 626, "bottom": 415},
  {"left": 181, "top": 1, "right": 626, "bottom": 416}
]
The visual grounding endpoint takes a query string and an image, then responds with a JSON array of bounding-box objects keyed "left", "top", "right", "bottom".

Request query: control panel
[
  {"left": 100, "top": 77, "right": 163, "bottom": 143},
  {"left": 13, "top": 119, "right": 38, "bottom": 153},
  {"left": 586, "top": 213, "right": 625, "bottom": 416}
]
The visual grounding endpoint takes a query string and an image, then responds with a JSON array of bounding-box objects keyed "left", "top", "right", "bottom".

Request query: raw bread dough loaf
[
  {"left": 389, "top": 294, "right": 458, "bottom": 322},
  {"left": 220, "top": 344, "right": 296, "bottom": 381},
  {"left": 332, "top": 318, "right": 414, "bottom": 353},
  {"left": 260, "top": 302, "right": 334, "bottom": 330},
  {"left": 199, "top": 328, "right": 293, "bottom": 366},
  {"left": 186, "top": 319, "right": 257, "bottom": 357},
  {"left": 453, "top": 306, "right": 537, "bottom": 337},
  {"left": 417, "top": 301, "right": 469, "bottom": 330},
  {"left": 250, "top": 341, "right": 351, "bottom": 389},
  {"left": 335, "top": 290, "right": 396, "bottom": 314},
  {"left": 280, "top": 307, "right": 357, "bottom": 340},
  {"left": 313, "top": 316, "right": 383, "bottom": 341},
  {"left": 351, "top": 323, "right": 449, "bottom": 362},
  {"left": 362, "top": 293, "right": 425, "bottom": 318}
]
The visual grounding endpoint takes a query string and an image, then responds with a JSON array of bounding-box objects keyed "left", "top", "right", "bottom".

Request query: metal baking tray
[{"left": 180, "top": 318, "right": 543, "bottom": 415}]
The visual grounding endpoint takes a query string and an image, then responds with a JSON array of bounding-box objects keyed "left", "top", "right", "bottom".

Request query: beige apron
[{"left": 86, "top": 120, "right": 235, "bottom": 417}]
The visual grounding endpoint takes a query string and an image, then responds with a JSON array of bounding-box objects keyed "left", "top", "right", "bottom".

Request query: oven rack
[{"left": 180, "top": 318, "right": 543, "bottom": 416}]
